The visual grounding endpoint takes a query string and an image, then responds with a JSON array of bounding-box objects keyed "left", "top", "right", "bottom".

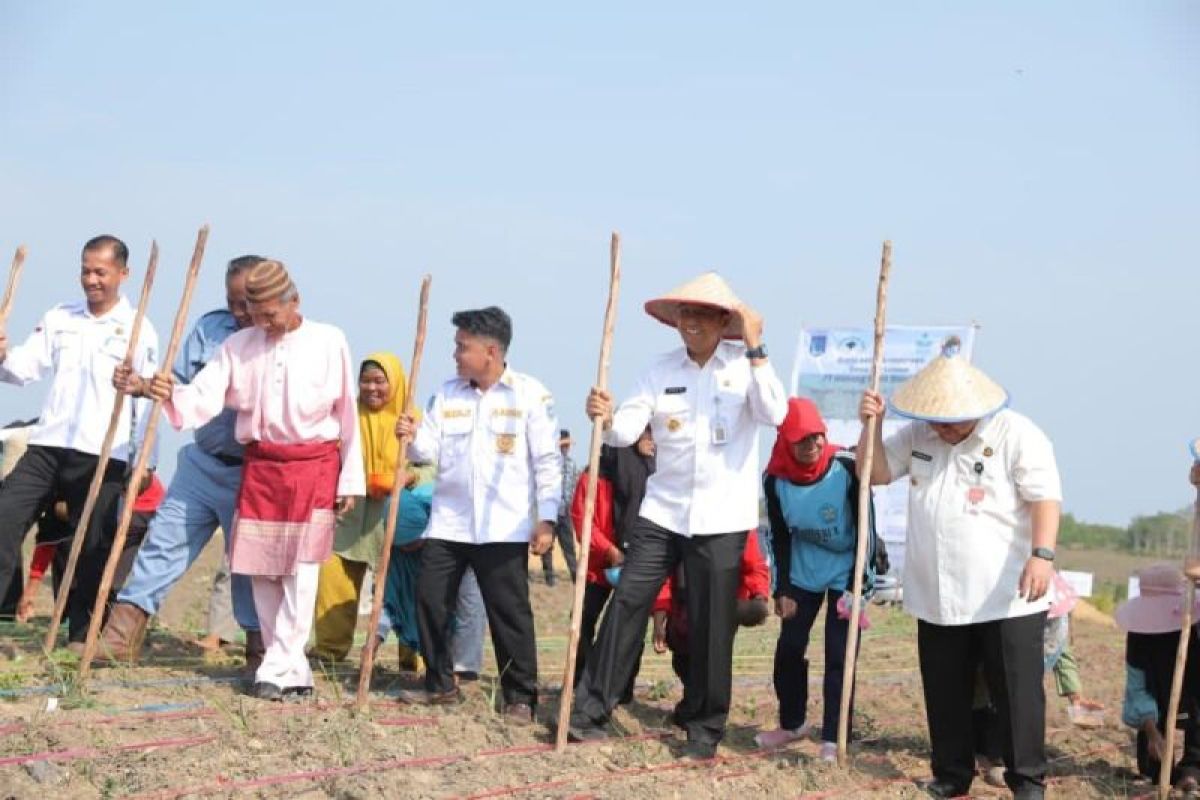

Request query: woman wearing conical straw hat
[
  {"left": 565, "top": 271, "right": 788, "bottom": 759},
  {"left": 858, "top": 337, "right": 1061, "bottom": 800}
]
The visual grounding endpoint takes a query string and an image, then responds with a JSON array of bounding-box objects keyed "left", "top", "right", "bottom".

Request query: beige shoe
[{"left": 95, "top": 602, "right": 150, "bottom": 664}]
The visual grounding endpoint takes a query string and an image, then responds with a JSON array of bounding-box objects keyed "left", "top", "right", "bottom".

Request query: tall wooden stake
[
  {"left": 555, "top": 232, "right": 621, "bottom": 751},
  {"left": 836, "top": 240, "right": 892, "bottom": 766},
  {"left": 0, "top": 245, "right": 28, "bottom": 323},
  {"left": 355, "top": 275, "right": 432, "bottom": 708},
  {"left": 1159, "top": 439, "right": 1200, "bottom": 799},
  {"left": 44, "top": 243, "right": 159, "bottom": 651},
  {"left": 79, "top": 226, "right": 209, "bottom": 678}
]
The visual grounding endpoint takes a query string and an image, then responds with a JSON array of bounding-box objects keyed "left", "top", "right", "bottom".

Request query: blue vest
[{"left": 775, "top": 458, "right": 856, "bottom": 593}]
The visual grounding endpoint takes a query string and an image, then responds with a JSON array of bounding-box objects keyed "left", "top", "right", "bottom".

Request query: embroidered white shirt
[
  {"left": 883, "top": 409, "right": 1063, "bottom": 626},
  {"left": 410, "top": 367, "right": 562, "bottom": 545},
  {"left": 604, "top": 342, "right": 787, "bottom": 535},
  {"left": 0, "top": 297, "right": 159, "bottom": 462}
]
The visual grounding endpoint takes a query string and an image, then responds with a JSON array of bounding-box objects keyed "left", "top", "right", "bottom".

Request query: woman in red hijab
[{"left": 755, "top": 398, "right": 880, "bottom": 761}]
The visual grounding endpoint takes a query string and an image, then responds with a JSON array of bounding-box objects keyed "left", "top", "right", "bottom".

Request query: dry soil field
[{"left": 0, "top": 541, "right": 1164, "bottom": 798}]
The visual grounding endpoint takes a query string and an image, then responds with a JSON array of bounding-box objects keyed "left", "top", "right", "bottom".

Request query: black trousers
[
  {"left": 773, "top": 586, "right": 857, "bottom": 742},
  {"left": 417, "top": 539, "right": 538, "bottom": 706},
  {"left": 574, "top": 580, "right": 641, "bottom": 701},
  {"left": 540, "top": 517, "right": 578, "bottom": 584},
  {"left": 571, "top": 519, "right": 745, "bottom": 745},
  {"left": 918, "top": 612, "right": 1047, "bottom": 794},
  {"left": 0, "top": 445, "right": 127, "bottom": 641}
]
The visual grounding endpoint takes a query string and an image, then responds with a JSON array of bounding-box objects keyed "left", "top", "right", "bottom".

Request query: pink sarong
[{"left": 230, "top": 440, "right": 340, "bottom": 576}]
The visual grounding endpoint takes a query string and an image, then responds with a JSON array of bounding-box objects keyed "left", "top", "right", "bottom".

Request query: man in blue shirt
[{"left": 98, "top": 255, "right": 265, "bottom": 668}]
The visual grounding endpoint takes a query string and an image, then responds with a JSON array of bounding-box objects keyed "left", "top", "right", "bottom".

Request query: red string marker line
[{"left": 0, "top": 735, "right": 216, "bottom": 768}]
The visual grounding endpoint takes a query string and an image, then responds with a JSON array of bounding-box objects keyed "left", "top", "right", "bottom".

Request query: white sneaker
[{"left": 819, "top": 742, "right": 838, "bottom": 763}]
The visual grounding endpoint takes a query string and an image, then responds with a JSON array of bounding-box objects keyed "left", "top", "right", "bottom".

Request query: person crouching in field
[
  {"left": 1118, "top": 560, "right": 1200, "bottom": 793},
  {"left": 649, "top": 529, "right": 770, "bottom": 717}
]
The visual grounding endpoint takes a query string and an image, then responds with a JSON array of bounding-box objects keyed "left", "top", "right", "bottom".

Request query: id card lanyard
[{"left": 712, "top": 395, "right": 728, "bottom": 446}]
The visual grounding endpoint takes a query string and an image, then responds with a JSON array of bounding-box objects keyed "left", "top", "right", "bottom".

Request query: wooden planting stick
[
  {"left": 355, "top": 275, "right": 433, "bottom": 708},
  {"left": 555, "top": 232, "right": 621, "bottom": 751},
  {"left": 78, "top": 226, "right": 209, "bottom": 678}
]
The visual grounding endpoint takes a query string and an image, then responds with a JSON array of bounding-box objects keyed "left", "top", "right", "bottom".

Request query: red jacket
[
  {"left": 653, "top": 530, "right": 770, "bottom": 615},
  {"left": 570, "top": 470, "right": 620, "bottom": 588}
]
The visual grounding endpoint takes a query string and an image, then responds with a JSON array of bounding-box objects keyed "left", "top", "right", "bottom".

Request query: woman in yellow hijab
[{"left": 312, "top": 352, "right": 410, "bottom": 663}]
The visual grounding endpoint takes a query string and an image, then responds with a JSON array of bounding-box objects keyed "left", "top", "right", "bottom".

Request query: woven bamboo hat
[
  {"left": 888, "top": 336, "right": 1008, "bottom": 423},
  {"left": 643, "top": 271, "right": 744, "bottom": 339}
]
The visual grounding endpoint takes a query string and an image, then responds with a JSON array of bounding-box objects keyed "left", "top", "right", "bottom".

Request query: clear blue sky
[{"left": 1, "top": 3, "right": 1196, "bottom": 525}]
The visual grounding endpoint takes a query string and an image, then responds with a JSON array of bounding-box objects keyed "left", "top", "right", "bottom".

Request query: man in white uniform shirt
[
  {"left": 0, "top": 235, "right": 159, "bottom": 644},
  {"left": 566, "top": 272, "right": 787, "bottom": 759},
  {"left": 396, "top": 306, "right": 560, "bottom": 722},
  {"left": 859, "top": 338, "right": 1060, "bottom": 800}
]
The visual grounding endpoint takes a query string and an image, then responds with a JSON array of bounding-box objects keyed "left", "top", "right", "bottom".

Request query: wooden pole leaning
[
  {"left": 78, "top": 226, "right": 209, "bottom": 679},
  {"left": 1158, "top": 440, "right": 1200, "bottom": 799},
  {"left": 0, "top": 245, "right": 28, "bottom": 323},
  {"left": 555, "top": 231, "right": 622, "bottom": 751},
  {"left": 43, "top": 243, "right": 159, "bottom": 652},
  {"left": 355, "top": 275, "right": 433, "bottom": 709},
  {"left": 836, "top": 240, "right": 892, "bottom": 767}
]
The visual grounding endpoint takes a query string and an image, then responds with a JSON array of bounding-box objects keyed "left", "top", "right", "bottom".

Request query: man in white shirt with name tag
[
  {"left": 859, "top": 338, "right": 1061, "bottom": 800},
  {"left": 566, "top": 272, "right": 787, "bottom": 759},
  {"left": 395, "top": 306, "right": 560, "bottom": 722},
  {"left": 0, "top": 235, "right": 159, "bottom": 645}
]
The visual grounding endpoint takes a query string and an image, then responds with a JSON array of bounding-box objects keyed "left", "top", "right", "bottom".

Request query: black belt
[{"left": 209, "top": 452, "right": 244, "bottom": 467}]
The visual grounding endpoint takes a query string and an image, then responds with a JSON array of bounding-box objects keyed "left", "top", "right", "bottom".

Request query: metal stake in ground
[
  {"left": 356, "top": 275, "right": 433, "bottom": 708},
  {"left": 555, "top": 231, "right": 622, "bottom": 751},
  {"left": 79, "top": 226, "right": 209, "bottom": 679},
  {"left": 43, "top": 242, "right": 159, "bottom": 652},
  {"left": 836, "top": 240, "right": 892, "bottom": 767},
  {"left": 0, "top": 245, "right": 28, "bottom": 324},
  {"left": 1159, "top": 438, "right": 1200, "bottom": 799}
]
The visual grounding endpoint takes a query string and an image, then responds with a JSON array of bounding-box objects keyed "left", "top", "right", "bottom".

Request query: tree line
[{"left": 1060, "top": 509, "right": 1197, "bottom": 556}]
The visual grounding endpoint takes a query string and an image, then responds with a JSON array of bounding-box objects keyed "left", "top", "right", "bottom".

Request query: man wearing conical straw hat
[
  {"left": 567, "top": 271, "right": 788, "bottom": 758},
  {"left": 859, "top": 337, "right": 1061, "bottom": 800}
]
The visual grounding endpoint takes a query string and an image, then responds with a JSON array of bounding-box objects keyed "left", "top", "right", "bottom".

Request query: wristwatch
[
  {"left": 745, "top": 343, "right": 768, "bottom": 360},
  {"left": 1031, "top": 547, "right": 1055, "bottom": 562}
]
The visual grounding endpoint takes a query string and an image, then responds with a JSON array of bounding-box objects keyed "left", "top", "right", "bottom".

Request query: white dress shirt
[
  {"left": 411, "top": 367, "right": 562, "bottom": 545},
  {"left": 883, "top": 409, "right": 1063, "bottom": 626},
  {"left": 0, "top": 297, "right": 159, "bottom": 462},
  {"left": 605, "top": 342, "right": 788, "bottom": 536}
]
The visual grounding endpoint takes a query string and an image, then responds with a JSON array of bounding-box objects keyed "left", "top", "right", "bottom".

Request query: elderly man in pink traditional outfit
[{"left": 145, "top": 259, "right": 364, "bottom": 700}]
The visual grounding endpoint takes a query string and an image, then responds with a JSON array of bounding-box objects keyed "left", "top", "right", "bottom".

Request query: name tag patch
[
  {"left": 664, "top": 386, "right": 687, "bottom": 395},
  {"left": 912, "top": 450, "right": 933, "bottom": 462}
]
